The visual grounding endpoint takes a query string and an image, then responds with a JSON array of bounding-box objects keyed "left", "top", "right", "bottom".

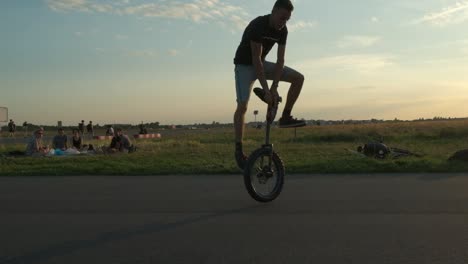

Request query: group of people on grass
[{"left": 25, "top": 127, "right": 134, "bottom": 157}]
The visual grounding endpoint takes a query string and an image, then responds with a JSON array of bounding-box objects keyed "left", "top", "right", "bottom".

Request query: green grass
[{"left": 1, "top": 120, "right": 468, "bottom": 176}]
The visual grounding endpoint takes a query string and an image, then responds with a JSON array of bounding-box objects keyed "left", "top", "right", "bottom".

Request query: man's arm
[
  {"left": 251, "top": 41, "right": 272, "bottom": 104},
  {"left": 271, "top": 44, "right": 286, "bottom": 93}
]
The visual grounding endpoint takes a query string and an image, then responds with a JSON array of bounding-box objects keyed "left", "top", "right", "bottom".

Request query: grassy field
[{"left": 1, "top": 120, "right": 468, "bottom": 176}]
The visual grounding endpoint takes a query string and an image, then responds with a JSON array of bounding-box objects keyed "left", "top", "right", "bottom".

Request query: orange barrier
[
  {"left": 94, "top": 134, "right": 161, "bottom": 140},
  {"left": 94, "top": 136, "right": 114, "bottom": 140},
  {"left": 133, "top": 133, "right": 161, "bottom": 139}
]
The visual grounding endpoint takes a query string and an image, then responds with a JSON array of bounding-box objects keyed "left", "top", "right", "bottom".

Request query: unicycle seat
[{"left": 253, "top": 87, "right": 282, "bottom": 124}]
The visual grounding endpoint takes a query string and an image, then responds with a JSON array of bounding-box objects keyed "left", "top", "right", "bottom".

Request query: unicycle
[{"left": 243, "top": 88, "right": 285, "bottom": 203}]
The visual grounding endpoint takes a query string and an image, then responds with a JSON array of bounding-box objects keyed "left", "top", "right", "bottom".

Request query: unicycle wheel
[{"left": 244, "top": 148, "right": 285, "bottom": 203}]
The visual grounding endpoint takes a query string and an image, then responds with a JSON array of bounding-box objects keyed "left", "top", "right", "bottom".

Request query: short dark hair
[{"left": 273, "top": 0, "right": 294, "bottom": 12}]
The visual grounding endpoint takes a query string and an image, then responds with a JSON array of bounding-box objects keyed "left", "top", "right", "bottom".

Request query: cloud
[
  {"left": 371, "top": 17, "right": 379, "bottom": 23},
  {"left": 295, "top": 54, "right": 395, "bottom": 74},
  {"left": 46, "top": 0, "right": 113, "bottom": 13},
  {"left": 114, "top": 34, "right": 128, "bottom": 40},
  {"left": 46, "top": 0, "right": 86, "bottom": 12},
  {"left": 186, "top": 40, "right": 194, "bottom": 49},
  {"left": 287, "top": 20, "right": 317, "bottom": 32},
  {"left": 126, "top": 50, "right": 157, "bottom": 58},
  {"left": 461, "top": 46, "right": 468, "bottom": 54},
  {"left": 337, "top": 35, "right": 381, "bottom": 49},
  {"left": 414, "top": 1, "right": 468, "bottom": 26},
  {"left": 46, "top": 0, "right": 249, "bottom": 32},
  {"left": 168, "top": 49, "right": 179, "bottom": 56}
]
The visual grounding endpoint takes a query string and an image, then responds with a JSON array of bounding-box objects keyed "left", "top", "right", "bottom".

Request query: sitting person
[
  {"left": 52, "top": 128, "right": 68, "bottom": 151},
  {"left": 102, "top": 128, "right": 135, "bottom": 154},
  {"left": 71, "top": 129, "right": 83, "bottom": 150},
  {"left": 71, "top": 129, "right": 93, "bottom": 152},
  {"left": 25, "top": 128, "right": 50, "bottom": 157}
]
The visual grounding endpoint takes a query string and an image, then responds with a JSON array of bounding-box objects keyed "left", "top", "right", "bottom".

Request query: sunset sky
[{"left": 2, "top": 0, "right": 468, "bottom": 125}]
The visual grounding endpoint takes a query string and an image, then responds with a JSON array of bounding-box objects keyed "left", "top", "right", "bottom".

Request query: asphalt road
[{"left": 2, "top": 174, "right": 468, "bottom": 264}]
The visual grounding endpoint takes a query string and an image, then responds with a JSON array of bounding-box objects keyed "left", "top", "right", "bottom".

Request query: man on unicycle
[{"left": 233, "top": 0, "right": 306, "bottom": 168}]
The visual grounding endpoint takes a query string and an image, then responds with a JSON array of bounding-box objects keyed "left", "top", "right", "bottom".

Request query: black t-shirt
[
  {"left": 72, "top": 137, "right": 82, "bottom": 149},
  {"left": 110, "top": 136, "right": 121, "bottom": 149},
  {"left": 234, "top": 15, "right": 288, "bottom": 65}
]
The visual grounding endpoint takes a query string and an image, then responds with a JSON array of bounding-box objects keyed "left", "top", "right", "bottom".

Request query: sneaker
[
  {"left": 235, "top": 150, "right": 248, "bottom": 169},
  {"left": 279, "top": 116, "right": 306, "bottom": 128}
]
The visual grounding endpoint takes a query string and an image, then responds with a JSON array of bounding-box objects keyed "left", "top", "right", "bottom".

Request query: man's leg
[
  {"left": 281, "top": 70, "right": 305, "bottom": 119},
  {"left": 234, "top": 102, "right": 249, "bottom": 168},
  {"left": 234, "top": 102, "right": 248, "bottom": 144},
  {"left": 264, "top": 62, "right": 306, "bottom": 128},
  {"left": 233, "top": 65, "right": 255, "bottom": 168}
]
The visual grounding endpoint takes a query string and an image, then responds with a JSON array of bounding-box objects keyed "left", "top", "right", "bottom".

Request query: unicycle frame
[
  {"left": 263, "top": 116, "right": 274, "bottom": 168},
  {"left": 263, "top": 92, "right": 281, "bottom": 153},
  {"left": 265, "top": 121, "right": 272, "bottom": 146}
]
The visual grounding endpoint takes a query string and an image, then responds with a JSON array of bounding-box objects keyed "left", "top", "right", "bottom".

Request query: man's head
[
  {"left": 116, "top": 128, "right": 123, "bottom": 136},
  {"left": 271, "top": 0, "right": 293, "bottom": 30},
  {"left": 58, "top": 128, "right": 64, "bottom": 135}
]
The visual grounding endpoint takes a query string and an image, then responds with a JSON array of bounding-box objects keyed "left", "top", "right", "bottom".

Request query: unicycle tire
[{"left": 244, "top": 148, "right": 285, "bottom": 203}]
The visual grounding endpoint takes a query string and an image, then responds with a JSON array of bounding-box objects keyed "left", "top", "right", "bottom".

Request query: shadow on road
[{"left": 1, "top": 204, "right": 265, "bottom": 264}]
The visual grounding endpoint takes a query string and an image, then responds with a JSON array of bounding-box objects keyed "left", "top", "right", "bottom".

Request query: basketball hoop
[{"left": 0, "top": 107, "right": 7, "bottom": 123}]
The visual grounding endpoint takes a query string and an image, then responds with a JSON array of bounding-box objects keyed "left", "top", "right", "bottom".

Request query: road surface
[{"left": 1, "top": 174, "right": 468, "bottom": 264}]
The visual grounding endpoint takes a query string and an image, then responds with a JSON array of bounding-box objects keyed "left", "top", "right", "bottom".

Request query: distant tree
[{"left": 254, "top": 110, "right": 259, "bottom": 124}]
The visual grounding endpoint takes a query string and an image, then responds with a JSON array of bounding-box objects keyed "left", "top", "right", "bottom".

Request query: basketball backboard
[{"left": 0, "top": 107, "right": 7, "bottom": 122}]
